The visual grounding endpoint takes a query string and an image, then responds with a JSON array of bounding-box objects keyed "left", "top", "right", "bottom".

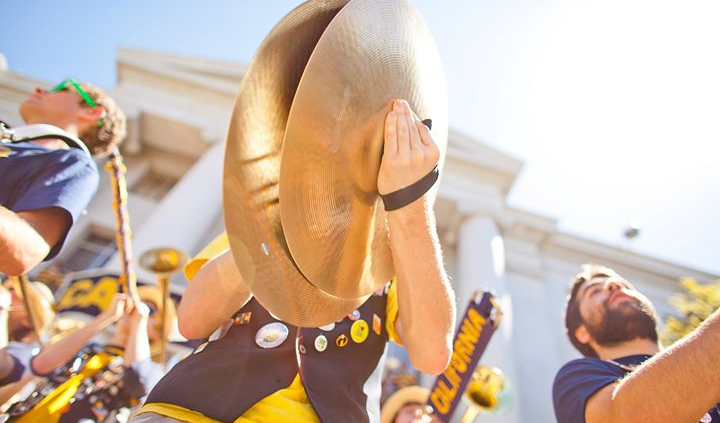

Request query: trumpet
[
  {"left": 139, "top": 247, "right": 187, "bottom": 368},
  {"left": 458, "top": 365, "right": 510, "bottom": 423}
]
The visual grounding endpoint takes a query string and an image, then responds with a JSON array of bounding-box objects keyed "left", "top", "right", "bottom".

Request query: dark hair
[
  {"left": 76, "top": 82, "right": 127, "bottom": 156},
  {"left": 564, "top": 264, "right": 622, "bottom": 357}
]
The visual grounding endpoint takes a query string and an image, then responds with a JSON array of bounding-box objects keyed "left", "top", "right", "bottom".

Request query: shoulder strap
[{"left": 1, "top": 123, "right": 91, "bottom": 157}]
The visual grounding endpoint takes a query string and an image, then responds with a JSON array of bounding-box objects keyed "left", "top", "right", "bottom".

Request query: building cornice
[
  {"left": 446, "top": 128, "right": 523, "bottom": 197},
  {"left": 498, "top": 205, "right": 719, "bottom": 284},
  {"left": 116, "top": 47, "right": 246, "bottom": 105}
]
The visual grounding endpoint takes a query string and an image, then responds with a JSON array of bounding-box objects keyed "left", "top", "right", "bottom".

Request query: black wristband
[{"left": 380, "top": 165, "right": 439, "bottom": 211}]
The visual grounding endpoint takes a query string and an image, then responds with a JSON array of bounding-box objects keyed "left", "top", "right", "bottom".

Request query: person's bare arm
[
  {"left": 0, "top": 206, "right": 70, "bottom": 276},
  {"left": 0, "top": 285, "right": 10, "bottom": 349},
  {"left": 586, "top": 309, "right": 720, "bottom": 423},
  {"left": 378, "top": 100, "right": 455, "bottom": 375},
  {"left": 0, "top": 349, "right": 13, "bottom": 382},
  {"left": 123, "top": 302, "right": 151, "bottom": 367},
  {"left": 32, "top": 294, "right": 127, "bottom": 375},
  {"left": 177, "top": 249, "right": 252, "bottom": 340}
]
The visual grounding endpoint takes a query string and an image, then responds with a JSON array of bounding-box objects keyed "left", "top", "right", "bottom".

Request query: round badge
[
  {"left": 348, "top": 309, "right": 361, "bottom": 321},
  {"left": 336, "top": 334, "right": 349, "bottom": 348},
  {"left": 315, "top": 334, "right": 328, "bottom": 352},
  {"left": 351, "top": 320, "right": 369, "bottom": 344},
  {"left": 255, "top": 322, "right": 289, "bottom": 349},
  {"left": 700, "top": 413, "right": 712, "bottom": 423},
  {"left": 318, "top": 323, "right": 335, "bottom": 331}
]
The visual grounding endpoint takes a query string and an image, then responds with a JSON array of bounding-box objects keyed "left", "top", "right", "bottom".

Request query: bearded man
[{"left": 553, "top": 264, "right": 720, "bottom": 423}]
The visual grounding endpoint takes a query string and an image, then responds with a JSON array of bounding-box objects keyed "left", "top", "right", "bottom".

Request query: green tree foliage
[{"left": 662, "top": 277, "right": 720, "bottom": 345}]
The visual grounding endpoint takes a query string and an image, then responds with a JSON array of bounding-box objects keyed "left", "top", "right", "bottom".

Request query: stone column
[{"left": 456, "top": 214, "right": 521, "bottom": 423}]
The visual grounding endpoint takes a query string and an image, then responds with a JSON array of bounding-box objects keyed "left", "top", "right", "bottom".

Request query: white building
[{"left": 1, "top": 48, "right": 717, "bottom": 423}]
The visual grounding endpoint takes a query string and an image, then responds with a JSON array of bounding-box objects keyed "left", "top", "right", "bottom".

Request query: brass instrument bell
[
  {"left": 138, "top": 247, "right": 187, "bottom": 367},
  {"left": 459, "top": 366, "right": 512, "bottom": 423},
  {"left": 139, "top": 248, "right": 188, "bottom": 276}
]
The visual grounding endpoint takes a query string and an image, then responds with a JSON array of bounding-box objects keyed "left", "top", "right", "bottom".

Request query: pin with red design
[{"left": 234, "top": 311, "right": 252, "bottom": 325}]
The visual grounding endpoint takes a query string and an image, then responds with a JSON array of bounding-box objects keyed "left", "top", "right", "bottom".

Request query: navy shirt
[
  {"left": 553, "top": 354, "right": 720, "bottom": 423},
  {"left": 0, "top": 141, "right": 99, "bottom": 259}
]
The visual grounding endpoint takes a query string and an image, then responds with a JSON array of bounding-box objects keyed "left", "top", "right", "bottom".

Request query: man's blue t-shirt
[
  {"left": 0, "top": 141, "right": 99, "bottom": 259},
  {"left": 553, "top": 354, "right": 720, "bottom": 423}
]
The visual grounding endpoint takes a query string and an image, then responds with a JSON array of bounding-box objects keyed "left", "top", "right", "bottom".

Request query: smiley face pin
[{"left": 351, "top": 320, "right": 369, "bottom": 344}]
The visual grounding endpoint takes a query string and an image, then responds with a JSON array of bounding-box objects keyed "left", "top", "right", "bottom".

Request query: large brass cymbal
[
  {"left": 223, "top": 0, "right": 368, "bottom": 327},
  {"left": 279, "top": 0, "right": 448, "bottom": 298}
]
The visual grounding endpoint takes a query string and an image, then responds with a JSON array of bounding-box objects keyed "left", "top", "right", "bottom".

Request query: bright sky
[{"left": 2, "top": 0, "right": 718, "bottom": 274}]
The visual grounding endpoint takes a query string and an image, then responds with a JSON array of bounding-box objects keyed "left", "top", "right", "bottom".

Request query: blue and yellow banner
[
  {"left": 427, "top": 291, "right": 501, "bottom": 422},
  {"left": 55, "top": 269, "right": 182, "bottom": 316}
]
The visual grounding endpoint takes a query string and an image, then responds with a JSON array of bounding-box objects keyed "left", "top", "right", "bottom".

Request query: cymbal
[
  {"left": 279, "top": 0, "right": 448, "bottom": 298},
  {"left": 223, "top": 0, "right": 369, "bottom": 327}
]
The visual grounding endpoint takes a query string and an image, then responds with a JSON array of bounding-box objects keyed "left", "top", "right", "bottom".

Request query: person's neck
[
  {"left": 23, "top": 119, "right": 80, "bottom": 150},
  {"left": 595, "top": 338, "right": 660, "bottom": 361}
]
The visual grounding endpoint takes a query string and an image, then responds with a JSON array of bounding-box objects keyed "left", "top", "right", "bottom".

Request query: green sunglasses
[{"left": 50, "top": 78, "right": 104, "bottom": 127}]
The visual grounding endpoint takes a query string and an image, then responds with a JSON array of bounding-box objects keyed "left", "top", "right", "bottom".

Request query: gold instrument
[
  {"left": 105, "top": 148, "right": 139, "bottom": 301},
  {"left": 139, "top": 247, "right": 187, "bottom": 368},
  {"left": 458, "top": 366, "right": 510, "bottom": 423},
  {"left": 6, "top": 275, "right": 44, "bottom": 346},
  {"left": 223, "top": 0, "right": 448, "bottom": 326}
]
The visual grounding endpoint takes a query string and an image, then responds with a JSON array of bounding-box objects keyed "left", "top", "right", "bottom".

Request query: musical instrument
[
  {"left": 138, "top": 247, "right": 187, "bottom": 367},
  {"left": 223, "top": 0, "right": 447, "bottom": 327},
  {"left": 5, "top": 276, "right": 44, "bottom": 347},
  {"left": 105, "top": 148, "right": 139, "bottom": 301},
  {"left": 458, "top": 365, "right": 511, "bottom": 423}
]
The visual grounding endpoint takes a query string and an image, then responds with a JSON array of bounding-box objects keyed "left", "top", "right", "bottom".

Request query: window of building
[
  {"left": 56, "top": 231, "right": 117, "bottom": 274},
  {"left": 130, "top": 170, "right": 178, "bottom": 201}
]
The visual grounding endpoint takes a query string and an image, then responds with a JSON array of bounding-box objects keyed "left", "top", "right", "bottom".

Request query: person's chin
[
  {"left": 609, "top": 297, "right": 642, "bottom": 312},
  {"left": 18, "top": 101, "right": 40, "bottom": 121}
]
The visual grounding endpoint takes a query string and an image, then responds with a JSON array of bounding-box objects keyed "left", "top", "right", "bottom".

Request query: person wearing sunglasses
[{"left": 0, "top": 78, "right": 127, "bottom": 277}]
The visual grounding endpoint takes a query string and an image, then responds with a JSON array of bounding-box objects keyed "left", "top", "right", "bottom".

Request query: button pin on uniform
[
  {"left": 234, "top": 311, "right": 252, "bottom": 325},
  {"left": 351, "top": 320, "right": 369, "bottom": 344},
  {"left": 255, "top": 322, "right": 290, "bottom": 348},
  {"left": 372, "top": 314, "right": 382, "bottom": 335},
  {"left": 315, "top": 334, "right": 328, "bottom": 352}
]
